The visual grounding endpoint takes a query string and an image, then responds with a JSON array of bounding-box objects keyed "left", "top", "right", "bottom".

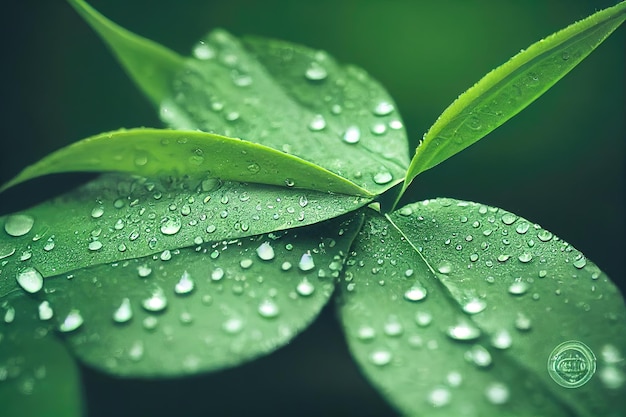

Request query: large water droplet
[
  {"left": 296, "top": 279, "right": 315, "bottom": 296},
  {"left": 88, "top": 240, "right": 103, "bottom": 251},
  {"left": 501, "top": 213, "right": 517, "bottom": 225},
  {"left": 298, "top": 252, "right": 315, "bottom": 271},
  {"left": 485, "top": 382, "right": 509, "bottom": 404},
  {"left": 447, "top": 320, "right": 481, "bottom": 341},
  {"left": 258, "top": 299, "right": 280, "bottom": 318},
  {"left": 142, "top": 288, "right": 168, "bottom": 312},
  {"left": 137, "top": 264, "right": 152, "bottom": 277},
  {"left": 113, "top": 298, "right": 133, "bottom": 323},
  {"left": 373, "top": 171, "right": 393, "bottom": 185},
  {"left": 16, "top": 267, "right": 43, "bottom": 294},
  {"left": 192, "top": 41, "right": 215, "bottom": 60},
  {"left": 38, "top": 301, "right": 53, "bottom": 321},
  {"left": 508, "top": 281, "right": 529, "bottom": 295},
  {"left": 369, "top": 349, "right": 392, "bottom": 366},
  {"left": 357, "top": 326, "right": 376, "bottom": 341},
  {"left": 4, "top": 214, "right": 35, "bottom": 237},
  {"left": 4, "top": 306, "right": 15, "bottom": 323},
  {"left": 174, "top": 271, "right": 195, "bottom": 295},
  {"left": 373, "top": 101, "right": 394, "bottom": 116},
  {"left": 160, "top": 217, "right": 182, "bottom": 235},
  {"left": 59, "top": 309, "right": 83, "bottom": 332},
  {"left": 462, "top": 298, "right": 486, "bottom": 314},
  {"left": 404, "top": 285, "right": 428, "bottom": 302},
  {"left": 491, "top": 329, "right": 512, "bottom": 349},
  {"left": 308, "top": 114, "right": 326, "bottom": 131},
  {"left": 342, "top": 126, "right": 361, "bottom": 144},
  {"left": 256, "top": 242, "right": 275, "bottom": 261},
  {"left": 211, "top": 267, "right": 225, "bottom": 281},
  {"left": 304, "top": 62, "right": 328, "bottom": 81},
  {"left": 467, "top": 345, "right": 492, "bottom": 368},
  {"left": 573, "top": 256, "right": 587, "bottom": 269}
]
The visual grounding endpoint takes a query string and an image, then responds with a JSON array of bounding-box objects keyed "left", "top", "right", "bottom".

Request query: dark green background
[{"left": 1, "top": 1, "right": 624, "bottom": 416}]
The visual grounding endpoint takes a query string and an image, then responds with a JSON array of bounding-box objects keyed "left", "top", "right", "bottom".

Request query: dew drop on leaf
[
  {"left": 304, "top": 62, "right": 328, "bottom": 81},
  {"left": 342, "top": 126, "right": 361, "bottom": 144},
  {"left": 428, "top": 387, "right": 451, "bottom": 407},
  {"left": 222, "top": 317, "right": 244, "bottom": 334},
  {"left": 59, "top": 309, "right": 84, "bottom": 332},
  {"left": 113, "top": 298, "right": 133, "bottom": 323},
  {"left": 142, "top": 288, "right": 168, "bottom": 312},
  {"left": 373, "top": 171, "right": 393, "bottom": 185},
  {"left": 160, "top": 217, "right": 182, "bottom": 235},
  {"left": 446, "top": 320, "right": 481, "bottom": 341},
  {"left": 369, "top": 349, "right": 392, "bottom": 366},
  {"left": 256, "top": 242, "right": 275, "bottom": 261},
  {"left": 373, "top": 101, "right": 394, "bottom": 116},
  {"left": 38, "top": 301, "right": 53, "bottom": 321},
  {"left": 257, "top": 299, "right": 280, "bottom": 318},
  {"left": 404, "top": 285, "right": 428, "bottom": 302},
  {"left": 16, "top": 267, "right": 44, "bottom": 294},
  {"left": 4, "top": 214, "right": 35, "bottom": 237},
  {"left": 174, "top": 271, "right": 195, "bottom": 295},
  {"left": 298, "top": 252, "right": 315, "bottom": 271},
  {"left": 296, "top": 279, "right": 315, "bottom": 296},
  {"left": 308, "top": 114, "right": 326, "bottom": 131},
  {"left": 485, "top": 382, "right": 509, "bottom": 404}
]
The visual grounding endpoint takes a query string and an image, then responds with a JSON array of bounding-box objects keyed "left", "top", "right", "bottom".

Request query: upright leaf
[
  {"left": 67, "top": 0, "right": 184, "bottom": 106},
  {"left": 400, "top": 2, "right": 626, "bottom": 200},
  {"left": 339, "top": 202, "right": 625, "bottom": 417},
  {"left": 42, "top": 212, "right": 363, "bottom": 377},
  {"left": 162, "top": 29, "right": 410, "bottom": 195},
  {"left": 0, "top": 128, "right": 370, "bottom": 197}
]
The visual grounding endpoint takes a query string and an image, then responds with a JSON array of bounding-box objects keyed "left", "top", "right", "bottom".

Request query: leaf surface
[
  {"left": 400, "top": 1, "right": 626, "bottom": 199},
  {"left": 0, "top": 128, "right": 369, "bottom": 196},
  {"left": 42, "top": 212, "right": 363, "bottom": 377},
  {"left": 67, "top": 0, "right": 184, "bottom": 106},
  {"left": 338, "top": 202, "right": 625, "bottom": 417},
  {"left": 0, "top": 172, "right": 368, "bottom": 291},
  {"left": 0, "top": 295, "right": 83, "bottom": 417},
  {"left": 163, "top": 29, "right": 410, "bottom": 195}
]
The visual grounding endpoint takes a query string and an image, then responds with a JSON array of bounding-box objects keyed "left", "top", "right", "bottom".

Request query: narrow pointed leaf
[
  {"left": 0, "top": 295, "right": 83, "bottom": 417},
  {"left": 67, "top": 0, "right": 184, "bottom": 106},
  {"left": 162, "top": 29, "right": 409, "bottom": 195},
  {"left": 0, "top": 128, "right": 370, "bottom": 197},
  {"left": 0, "top": 173, "right": 369, "bottom": 289},
  {"left": 401, "top": 1, "right": 626, "bottom": 197},
  {"left": 42, "top": 212, "right": 363, "bottom": 377},
  {"left": 338, "top": 203, "right": 625, "bottom": 417}
]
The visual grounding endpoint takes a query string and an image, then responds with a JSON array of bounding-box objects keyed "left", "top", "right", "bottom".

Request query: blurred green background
[{"left": 1, "top": 1, "right": 624, "bottom": 416}]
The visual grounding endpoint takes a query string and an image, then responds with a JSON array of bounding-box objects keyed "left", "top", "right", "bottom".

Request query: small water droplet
[
  {"left": 4, "top": 306, "right": 15, "bottom": 323},
  {"left": 113, "top": 298, "right": 133, "bottom": 323},
  {"left": 296, "top": 279, "right": 315, "bottom": 296},
  {"left": 211, "top": 267, "right": 225, "bottom": 281},
  {"left": 373, "top": 101, "right": 394, "bottom": 116},
  {"left": 88, "top": 240, "right": 103, "bottom": 251},
  {"left": 428, "top": 387, "right": 451, "bottom": 407},
  {"left": 38, "top": 301, "right": 53, "bottom": 321},
  {"left": 514, "top": 312, "right": 532, "bottom": 330},
  {"left": 304, "top": 62, "right": 328, "bottom": 81},
  {"left": 298, "top": 252, "right": 315, "bottom": 271},
  {"left": 467, "top": 345, "right": 492, "bottom": 368},
  {"left": 573, "top": 256, "right": 587, "bottom": 269},
  {"left": 174, "top": 271, "right": 195, "bottom": 295},
  {"left": 142, "top": 288, "right": 168, "bottom": 312},
  {"left": 342, "top": 126, "right": 361, "bottom": 144},
  {"left": 501, "top": 213, "right": 517, "bottom": 225},
  {"left": 16, "top": 267, "right": 44, "bottom": 293},
  {"left": 240, "top": 258, "right": 253, "bottom": 269},
  {"left": 437, "top": 262, "right": 452, "bottom": 274},
  {"left": 404, "top": 285, "right": 428, "bottom": 302},
  {"left": 281, "top": 261, "right": 292, "bottom": 271},
  {"left": 369, "top": 349, "right": 392, "bottom": 366},
  {"left": 518, "top": 253, "right": 532, "bottom": 263},
  {"left": 357, "top": 326, "right": 375, "bottom": 341},
  {"left": 446, "top": 371, "right": 463, "bottom": 387},
  {"left": 222, "top": 317, "right": 244, "bottom": 334},
  {"left": 160, "top": 250, "right": 172, "bottom": 261},
  {"left": 415, "top": 311, "right": 432, "bottom": 327},
  {"left": 258, "top": 299, "right": 280, "bottom": 318},
  {"left": 256, "top": 242, "right": 275, "bottom": 261},
  {"left": 485, "top": 382, "right": 509, "bottom": 404},
  {"left": 59, "top": 309, "right": 83, "bottom": 332},
  {"left": 137, "top": 264, "right": 152, "bottom": 277},
  {"left": 192, "top": 41, "right": 215, "bottom": 60},
  {"left": 128, "top": 340, "right": 144, "bottom": 361},
  {"left": 160, "top": 217, "right": 182, "bottom": 235},
  {"left": 383, "top": 318, "right": 403, "bottom": 337},
  {"left": 491, "top": 329, "right": 512, "bottom": 349},
  {"left": 308, "top": 114, "right": 326, "bottom": 131},
  {"left": 508, "top": 281, "right": 529, "bottom": 295},
  {"left": 90, "top": 206, "right": 104, "bottom": 219},
  {"left": 462, "top": 298, "right": 486, "bottom": 314},
  {"left": 447, "top": 320, "right": 481, "bottom": 341},
  {"left": 4, "top": 214, "right": 35, "bottom": 237}
]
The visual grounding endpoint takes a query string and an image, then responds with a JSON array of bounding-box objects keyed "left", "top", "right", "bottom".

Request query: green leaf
[
  {"left": 42, "top": 211, "right": 363, "bottom": 377},
  {"left": 400, "top": 1, "right": 626, "bottom": 199},
  {"left": 0, "top": 172, "right": 369, "bottom": 288},
  {"left": 0, "top": 295, "right": 83, "bottom": 417},
  {"left": 162, "top": 29, "right": 410, "bottom": 195},
  {"left": 0, "top": 128, "right": 370, "bottom": 197},
  {"left": 67, "top": 0, "right": 184, "bottom": 106},
  {"left": 339, "top": 202, "right": 625, "bottom": 417}
]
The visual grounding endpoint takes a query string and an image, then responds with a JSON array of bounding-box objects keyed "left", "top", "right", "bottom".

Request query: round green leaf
[
  {"left": 41, "top": 212, "right": 363, "bottom": 377},
  {"left": 338, "top": 203, "right": 625, "bottom": 417}
]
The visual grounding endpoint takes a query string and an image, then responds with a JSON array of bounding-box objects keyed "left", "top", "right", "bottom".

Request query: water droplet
[
  {"left": 415, "top": 311, "right": 432, "bottom": 327},
  {"left": 373, "top": 171, "right": 393, "bottom": 185},
  {"left": 256, "top": 242, "right": 275, "bottom": 261},
  {"left": 518, "top": 253, "right": 532, "bottom": 263},
  {"left": 437, "top": 262, "right": 452, "bottom": 274},
  {"left": 258, "top": 299, "right": 280, "bottom": 318},
  {"left": 514, "top": 312, "right": 532, "bottom": 330},
  {"left": 298, "top": 252, "right": 315, "bottom": 271},
  {"left": 142, "top": 316, "right": 158, "bottom": 331},
  {"left": 160, "top": 250, "right": 172, "bottom": 261},
  {"left": 192, "top": 41, "right": 215, "bottom": 60},
  {"left": 304, "top": 62, "right": 327, "bottom": 81},
  {"left": 547, "top": 340, "right": 596, "bottom": 388},
  {"left": 4, "top": 214, "right": 35, "bottom": 237},
  {"left": 515, "top": 222, "right": 530, "bottom": 234},
  {"left": 281, "top": 261, "right": 292, "bottom": 271},
  {"left": 113, "top": 298, "right": 132, "bottom": 323},
  {"left": 16, "top": 267, "right": 44, "bottom": 293},
  {"left": 38, "top": 301, "right": 53, "bottom": 321},
  {"left": 462, "top": 298, "right": 486, "bottom": 314},
  {"left": 428, "top": 387, "right": 451, "bottom": 407},
  {"left": 599, "top": 366, "right": 625, "bottom": 389},
  {"left": 369, "top": 349, "right": 392, "bottom": 366},
  {"left": 467, "top": 345, "right": 492, "bottom": 368},
  {"left": 342, "top": 126, "right": 361, "bottom": 144},
  {"left": 88, "top": 240, "right": 103, "bottom": 251},
  {"left": 447, "top": 320, "right": 481, "bottom": 341},
  {"left": 508, "top": 281, "right": 529, "bottom": 295},
  {"left": 383, "top": 318, "right": 403, "bottom": 337},
  {"left": 142, "top": 288, "right": 168, "bottom": 312},
  {"left": 501, "top": 213, "right": 517, "bottom": 225},
  {"left": 137, "top": 264, "right": 152, "bottom": 277},
  {"left": 485, "top": 382, "right": 509, "bottom": 404},
  {"left": 211, "top": 267, "right": 225, "bottom": 281},
  {"left": 296, "top": 279, "right": 315, "bottom": 296},
  {"left": 573, "top": 256, "right": 587, "bottom": 269},
  {"left": 357, "top": 326, "right": 375, "bottom": 341},
  {"left": 537, "top": 229, "right": 553, "bottom": 242},
  {"left": 222, "top": 317, "right": 244, "bottom": 334},
  {"left": 240, "top": 258, "right": 253, "bottom": 269},
  {"left": 373, "top": 101, "right": 394, "bottom": 116},
  {"left": 160, "top": 217, "right": 182, "bottom": 235},
  {"left": 128, "top": 340, "right": 144, "bottom": 361},
  {"left": 59, "top": 309, "right": 83, "bottom": 332},
  {"left": 4, "top": 306, "right": 15, "bottom": 323},
  {"left": 446, "top": 371, "right": 463, "bottom": 387},
  {"left": 90, "top": 206, "right": 104, "bottom": 219},
  {"left": 491, "top": 329, "right": 512, "bottom": 349},
  {"left": 404, "top": 285, "right": 428, "bottom": 302},
  {"left": 308, "top": 114, "right": 326, "bottom": 131},
  {"left": 174, "top": 271, "right": 195, "bottom": 295}
]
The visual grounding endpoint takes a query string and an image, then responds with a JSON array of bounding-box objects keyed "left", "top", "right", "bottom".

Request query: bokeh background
[{"left": 1, "top": 1, "right": 624, "bottom": 416}]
